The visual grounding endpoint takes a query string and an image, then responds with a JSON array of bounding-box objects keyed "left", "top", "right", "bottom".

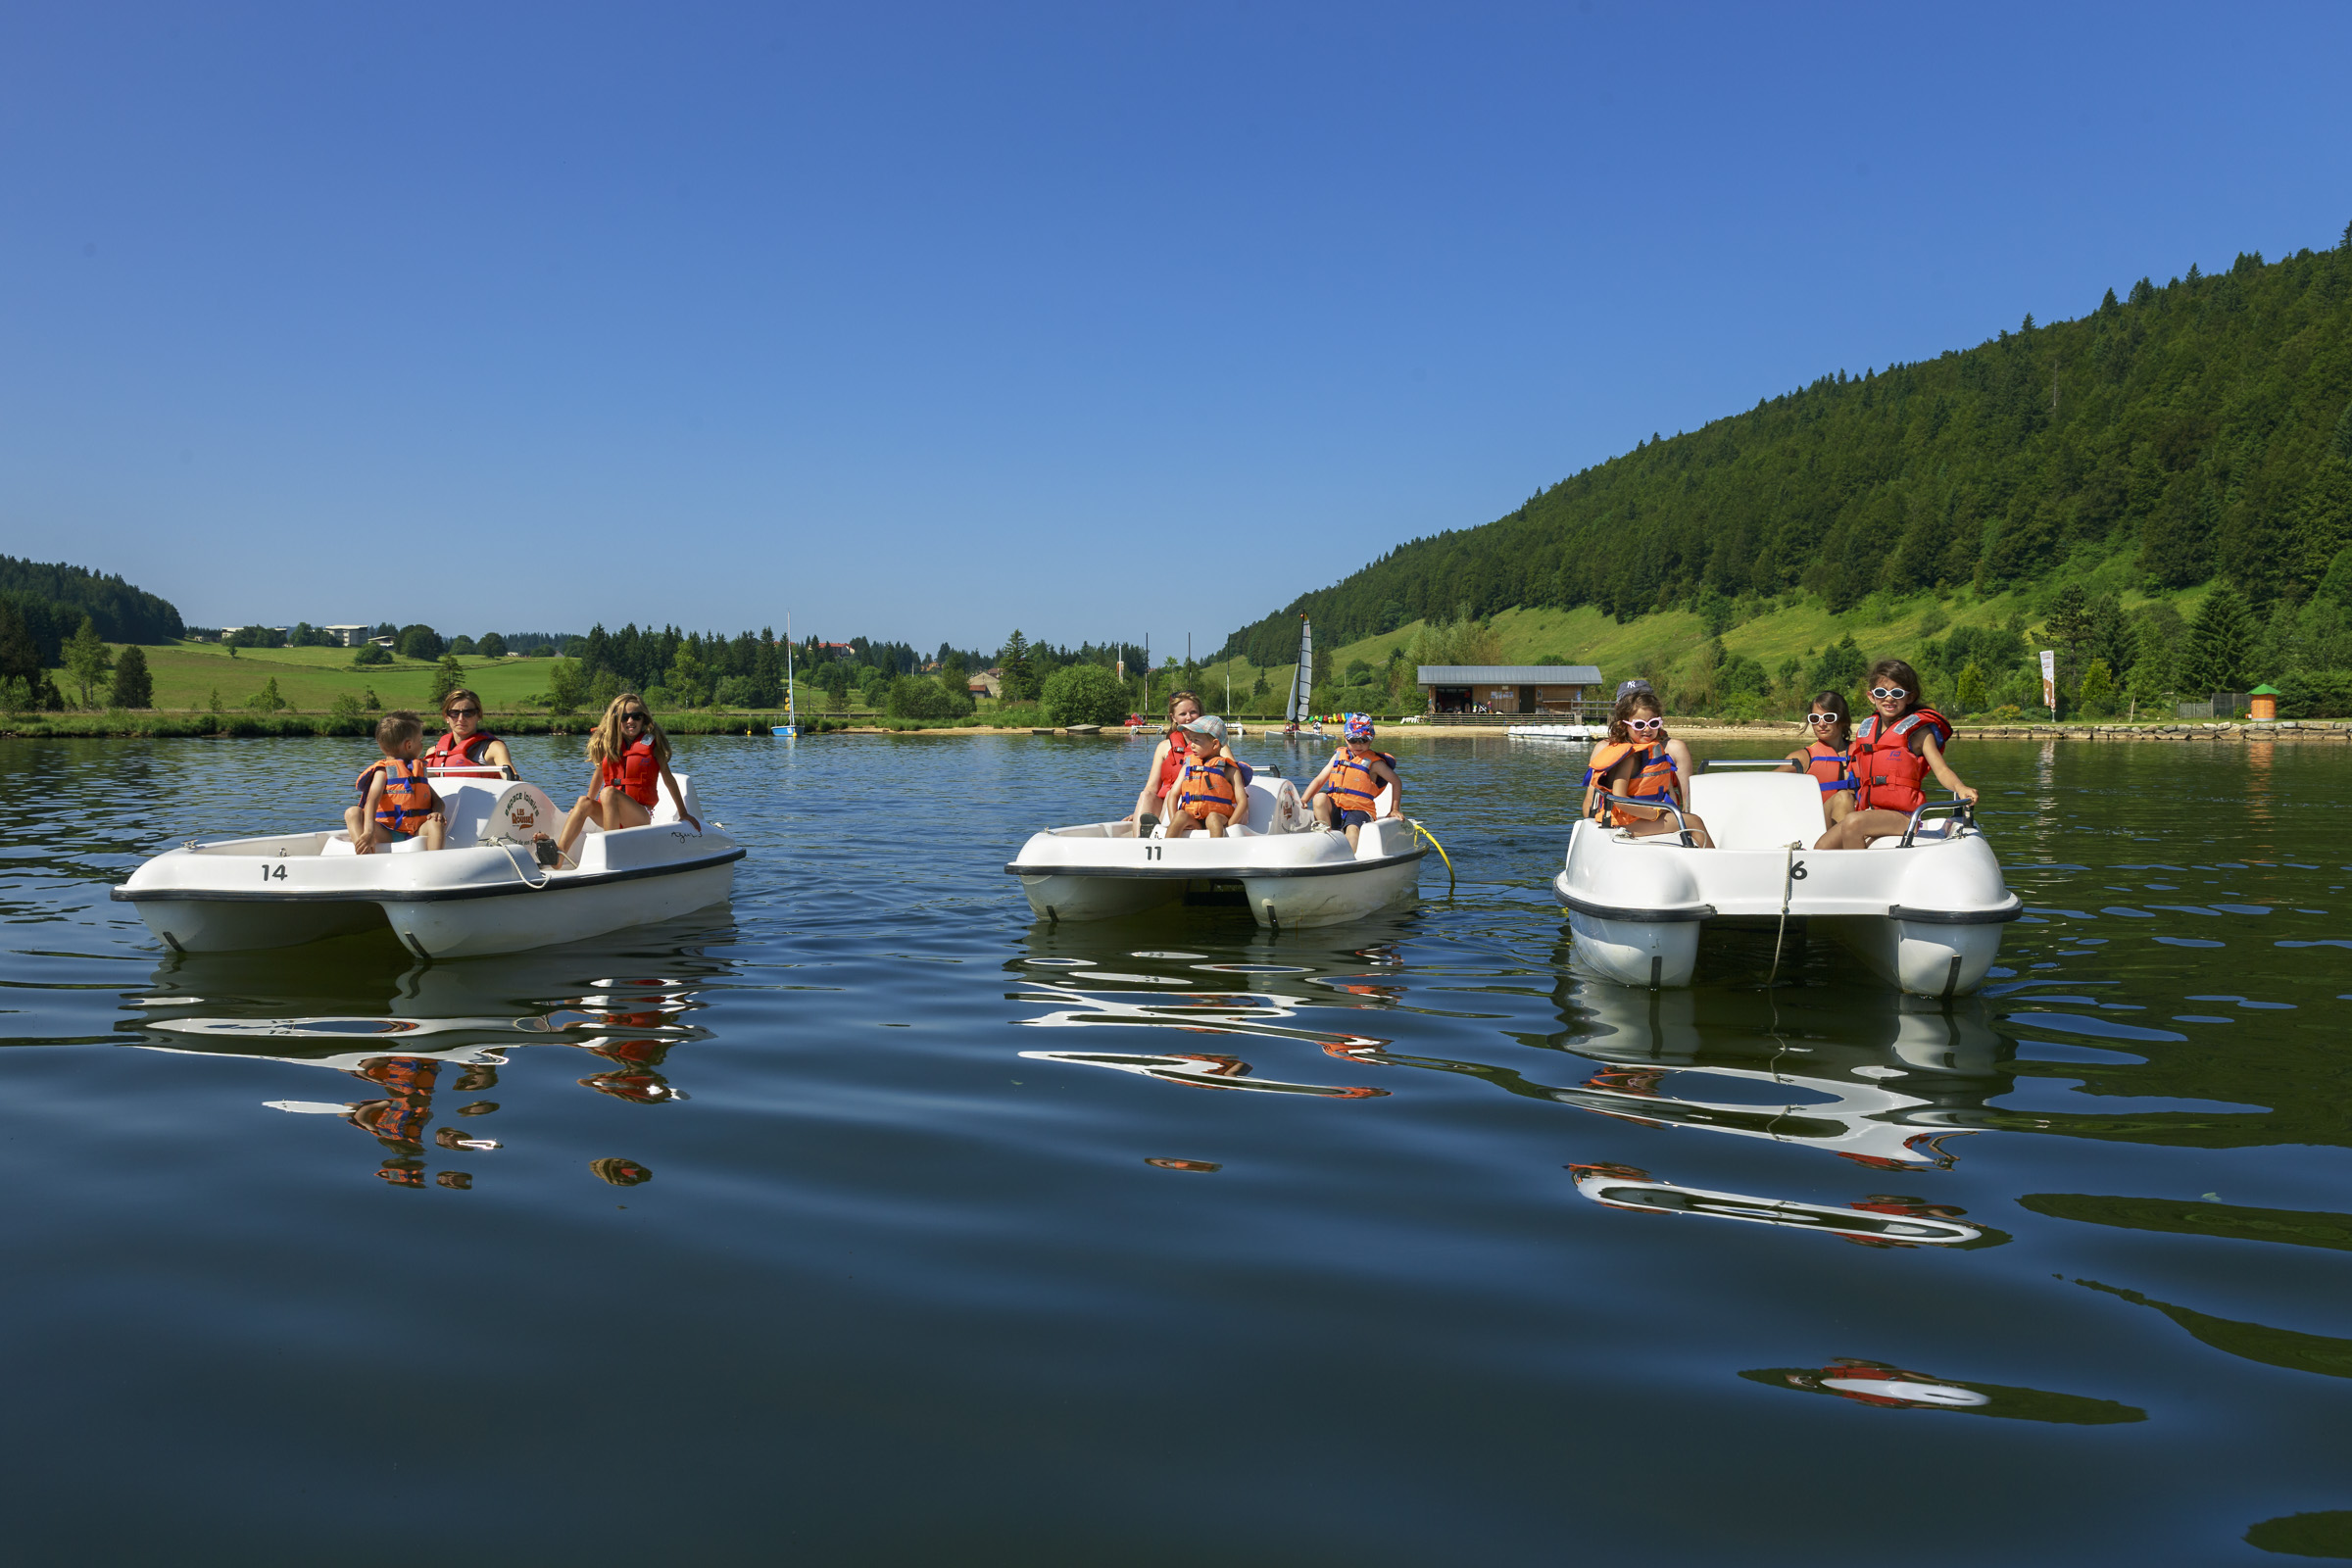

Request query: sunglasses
[
  {"left": 1869, "top": 687, "right": 1908, "bottom": 702},
  {"left": 1805, "top": 712, "right": 1841, "bottom": 725},
  {"left": 620, "top": 710, "right": 649, "bottom": 722},
  {"left": 444, "top": 707, "right": 480, "bottom": 718},
  {"left": 1626, "top": 717, "right": 1665, "bottom": 733}
]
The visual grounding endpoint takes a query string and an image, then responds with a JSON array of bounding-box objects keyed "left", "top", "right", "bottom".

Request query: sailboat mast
[{"left": 786, "top": 612, "right": 795, "bottom": 732}]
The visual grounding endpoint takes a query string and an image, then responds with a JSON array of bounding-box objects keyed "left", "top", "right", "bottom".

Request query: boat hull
[
  {"left": 114, "top": 776, "right": 744, "bottom": 960},
  {"left": 1553, "top": 772, "right": 2019, "bottom": 998}
]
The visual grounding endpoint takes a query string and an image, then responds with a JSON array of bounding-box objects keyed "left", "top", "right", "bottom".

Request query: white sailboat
[
  {"left": 773, "top": 612, "right": 798, "bottom": 737},
  {"left": 1285, "top": 616, "right": 1320, "bottom": 737}
]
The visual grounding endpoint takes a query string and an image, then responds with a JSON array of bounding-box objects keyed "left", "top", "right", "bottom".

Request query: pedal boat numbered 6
[
  {"left": 1553, "top": 763, "right": 2020, "bottom": 998},
  {"left": 112, "top": 772, "right": 744, "bottom": 959},
  {"left": 1006, "top": 774, "right": 1424, "bottom": 929}
]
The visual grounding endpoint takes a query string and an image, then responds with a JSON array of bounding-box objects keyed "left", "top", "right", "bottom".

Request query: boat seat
[{"left": 1685, "top": 772, "right": 1825, "bottom": 851}]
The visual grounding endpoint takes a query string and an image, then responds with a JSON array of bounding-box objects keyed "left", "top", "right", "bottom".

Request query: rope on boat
[
  {"left": 1408, "top": 818, "right": 1456, "bottom": 895},
  {"left": 1765, "top": 842, "right": 1797, "bottom": 987}
]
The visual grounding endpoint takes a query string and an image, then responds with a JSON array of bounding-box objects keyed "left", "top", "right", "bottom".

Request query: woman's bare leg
[{"left": 557, "top": 794, "right": 599, "bottom": 858}]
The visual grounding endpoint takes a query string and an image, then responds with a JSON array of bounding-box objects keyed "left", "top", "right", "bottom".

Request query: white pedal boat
[
  {"left": 113, "top": 773, "right": 743, "bottom": 959},
  {"left": 1006, "top": 774, "right": 1424, "bottom": 930},
  {"left": 1554, "top": 763, "right": 2020, "bottom": 998}
]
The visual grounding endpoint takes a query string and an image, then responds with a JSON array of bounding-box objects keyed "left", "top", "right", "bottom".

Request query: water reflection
[
  {"left": 2077, "top": 1280, "right": 2352, "bottom": 1380},
  {"left": 1738, "top": 1357, "right": 2146, "bottom": 1423},
  {"left": 121, "top": 918, "right": 732, "bottom": 1190},
  {"left": 1570, "top": 1161, "right": 1994, "bottom": 1247},
  {"left": 1006, "top": 924, "right": 1404, "bottom": 1100}
]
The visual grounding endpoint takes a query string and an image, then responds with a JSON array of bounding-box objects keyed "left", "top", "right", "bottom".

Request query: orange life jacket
[
  {"left": 372, "top": 758, "right": 439, "bottom": 836},
  {"left": 1584, "top": 741, "right": 1678, "bottom": 825},
  {"left": 1800, "top": 740, "right": 1856, "bottom": 794},
  {"left": 1849, "top": 709, "right": 1952, "bottom": 814},
  {"left": 1326, "top": 749, "right": 1396, "bottom": 814},
  {"left": 428, "top": 728, "right": 501, "bottom": 775},
  {"left": 599, "top": 738, "right": 660, "bottom": 808},
  {"left": 1174, "top": 756, "right": 1239, "bottom": 819}
]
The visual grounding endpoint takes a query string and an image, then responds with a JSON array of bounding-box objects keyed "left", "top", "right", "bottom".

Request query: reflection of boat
[
  {"left": 1569, "top": 1161, "right": 1990, "bottom": 1246},
  {"left": 1553, "top": 766, "right": 2020, "bottom": 996},
  {"left": 1508, "top": 724, "right": 1601, "bottom": 740},
  {"left": 1017, "top": 1051, "right": 1385, "bottom": 1098},
  {"left": 1551, "top": 982, "right": 2006, "bottom": 1169},
  {"left": 1004, "top": 774, "right": 1424, "bottom": 929},
  {"left": 1739, "top": 1358, "right": 2145, "bottom": 1424},
  {"left": 113, "top": 773, "right": 743, "bottom": 958}
]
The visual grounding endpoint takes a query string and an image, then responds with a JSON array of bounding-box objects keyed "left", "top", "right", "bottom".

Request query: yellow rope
[{"left": 1408, "top": 818, "right": 1456, "bottom": 894}]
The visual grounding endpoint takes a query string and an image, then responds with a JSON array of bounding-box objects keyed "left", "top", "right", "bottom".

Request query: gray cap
[
  {"left": 1614, "top": 679, "right": 1654, "bottom": 702},
  {"left": 1182, "top": 714, "right": 1228, "bottom": 743}
]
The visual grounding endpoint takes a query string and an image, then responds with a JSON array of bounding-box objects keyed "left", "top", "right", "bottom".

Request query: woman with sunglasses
[
  {"left": 1778, "top": 690, "right": 1857, "bottom": 828},
  {"left": 553, "top": 694, "right": 701, "bottom": 861},
  {"left": 1813, "top": 659, "right": 1975, "bottom": 851},
  {"left": 427, "top": 688, "right": 515, "bottom": 779},
  {"left": 1582, "top": 690, "right": 1713, "bottom": 848},
  {"left": 1126, "top": 689, "right": 1204, "bottom": 830}
]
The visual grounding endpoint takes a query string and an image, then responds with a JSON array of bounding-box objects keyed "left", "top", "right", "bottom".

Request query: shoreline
[{"left": 5, "top": 714, "right": 2348, "bottom": 743}]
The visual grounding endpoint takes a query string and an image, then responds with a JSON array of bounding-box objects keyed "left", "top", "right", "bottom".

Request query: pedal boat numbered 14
[
  {"left": 112, "top": 772, "right": 744, "bottom": 959},
  {"left": 1553, "top": 762, "right": 2021, "bottom": 998},
  {"left": 1006, "top": 774, "right": 1425, "bottom": 930}
]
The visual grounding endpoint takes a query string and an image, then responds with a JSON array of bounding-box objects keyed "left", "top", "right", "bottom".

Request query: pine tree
[
  {"left": 1953, "top": 662, "right": 1989, "bottom": 712},
  {"left": 0, "top": 599, "right": 39, "bottom": 687},
  {"left": 2335, "top": 402, "right": 2352, "bottom": 466},
  {"left": 111, "top": 644, "right": 152, "bottom": 708},
  {"left": 2076, "top": 657, "right": 2117, "bottom": 715},
  {"left": 2181, "top": 584, "right": 2257, "bottom": 694},
  {"left": 2044, "top": 583, "right": 2094, "bottom": 653}
]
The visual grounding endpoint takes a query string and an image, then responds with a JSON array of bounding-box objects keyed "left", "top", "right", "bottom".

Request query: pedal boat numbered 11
[
  {"left": 1553, "top": 762, "right": 2021, "bottom": 998},
  {"left": 112, "top": 772, "right": 744, "bottom": 959},
  {"left": 1006, "top": 774, "right": 1425, "bottom": 930}
]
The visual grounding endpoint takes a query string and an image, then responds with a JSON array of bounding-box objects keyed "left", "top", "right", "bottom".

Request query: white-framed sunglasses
[
  {"left": 1868, "top": 686, "right": 1908, "bottom": 702},
  {"left": 1626, "top": 717, "right": 1665, "bottom": 733}
]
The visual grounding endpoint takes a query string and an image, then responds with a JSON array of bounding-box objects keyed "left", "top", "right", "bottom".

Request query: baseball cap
[
  {"left": 1614, "top": 679, "right": 1654, "bottom": 702},
  {"left": 1344, "top": 713, "right": 1375, "bottom": 739},
  {"left": 1182, "top": 714, "right": 1228, "bottom": 743}
]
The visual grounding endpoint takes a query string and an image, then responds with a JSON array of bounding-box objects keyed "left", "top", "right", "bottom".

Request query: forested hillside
[
  {"left": 1224, "top": 232, "right": 2352, "bottom": 689},
  {"left": 0, "top": 555, "right": 184, "bottom": 661}
]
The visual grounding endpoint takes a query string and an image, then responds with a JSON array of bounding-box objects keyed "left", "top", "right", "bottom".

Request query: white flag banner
[{"left": 2039, "top": 649, "right": 2057, "bottom": 711}]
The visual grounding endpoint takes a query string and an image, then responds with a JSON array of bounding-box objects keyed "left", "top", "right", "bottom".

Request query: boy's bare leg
[
  {"left": 344, "top": 804, "right": 367, "bottom": 847},
  {"left": 1345, "top": 821, "right": 1361, "bottom": 849},
  {"left": 1204, "top": 811, "right": 1228, "bottom": 839},
  {"left": 419, "top": 814, "right": 447, "bottom": 852},
  {"left": 1311, "top": 796, "right": 1336, "bottom": 830}
]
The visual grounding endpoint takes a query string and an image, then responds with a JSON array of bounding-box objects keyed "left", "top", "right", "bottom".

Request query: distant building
[
  {"left": 1417, "top": 663, "right": 1604, "bottom": 716},
  {"left": 968, "top": 668, "right": 1003, "bottom": 699},
  {"left": 322, "top": 624, "right": 370, "bottom": 648}
]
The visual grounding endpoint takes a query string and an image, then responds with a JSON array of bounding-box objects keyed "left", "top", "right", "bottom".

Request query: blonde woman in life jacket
[
  {"left": 1127, "top": 690, "right": 1203, "bottom": 829},
  {"left": 1582, "top": 691, "right": 1714, "bottom": 848},
  {"left": 553, "top": 694, "right": 702, "bottom": 862},
  {"left": 1813, "top": 658, "right": 1977, "bottom": 851}
]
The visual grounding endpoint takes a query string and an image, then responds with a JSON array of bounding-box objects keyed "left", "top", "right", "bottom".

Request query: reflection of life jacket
[
  {"left": 1154, "top": 729, "right": 1193, "bottom": 797},
  {"left": 429, "top": 729, "right": 501, "bottom": 774},
  {"left": 1585, "top": 741, "right": 1678, "bottom": 824},
  {"left": 373, "top": 758, "right": 438, "bottom": 836},
  {"left": 1850, "top": 709, "right": 1953, "bottom": 813},
  {"left": 1801, "top": 740, "right": 1856, "bottom": 794},
  {"left": 1174, "top": 757, "right": 1238, "bottom": 818},
  {"left": 600, "top": 738, "right": 660, "bottom": 808},
  {"left": 1326, "top": 749, "right": 1396, "bottom": 814}
]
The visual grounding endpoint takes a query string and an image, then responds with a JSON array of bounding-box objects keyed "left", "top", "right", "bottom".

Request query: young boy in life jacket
[
  {"left": 1583, "top": 691, "right": 1714, "bottom": 848},
  {"left": 1813, "top": 659, "right": 1978, "bottom": 851},
  {"left": 1778, "top": 690, "right": 1858, "bottom": 829},
  {"left": 1165, "top": 714, "right": 1247, "bottom": 838},
  {"left": 344, "top": 711, "right": 447, "bottom": 854},
  {"left": 1302, "top": 714, "right": 1401, "bottom": 848}
]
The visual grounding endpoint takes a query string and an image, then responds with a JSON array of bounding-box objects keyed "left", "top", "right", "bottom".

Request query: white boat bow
[
  {"left": 113, "top": 772, "right": 743, "bottom": 959},
  {"left": 1553, "top": 765, "right": 2020, "bottom": 997}
]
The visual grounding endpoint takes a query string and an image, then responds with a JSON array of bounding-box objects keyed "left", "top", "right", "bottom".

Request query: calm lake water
[{"left": 6, "top": 729, "right": 2350, "bottom": 1564}]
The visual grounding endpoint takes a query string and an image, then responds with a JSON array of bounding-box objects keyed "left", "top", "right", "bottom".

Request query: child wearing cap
[
  {"left": 1302, "top": 714, "right": 1401, "bottom": 848},
  {"left": 1166, "top": 714, "right": 1247, "bottom": 838}
]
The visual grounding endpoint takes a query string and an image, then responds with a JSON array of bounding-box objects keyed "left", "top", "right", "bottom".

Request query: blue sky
[{"left": 3, "top": 2, "right": 2347, "bottom": 657}]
